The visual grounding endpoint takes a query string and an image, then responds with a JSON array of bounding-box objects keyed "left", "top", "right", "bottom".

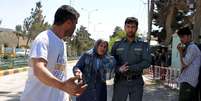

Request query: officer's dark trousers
[{"left": 112, "top": 77, "right": 144, "bottom": 101}]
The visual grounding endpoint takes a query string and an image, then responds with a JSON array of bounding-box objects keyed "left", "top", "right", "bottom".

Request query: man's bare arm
[
  {"left": 32, "top": 58, "right": 64, "bottom": 89},
  {"left": 32, "top": 58, "right": 87, "bottom": 96}
]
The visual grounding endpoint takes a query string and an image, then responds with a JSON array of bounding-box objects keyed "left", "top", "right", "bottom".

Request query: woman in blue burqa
[{"left": 73, "top": 39, "right": 115, "bottom": 101}]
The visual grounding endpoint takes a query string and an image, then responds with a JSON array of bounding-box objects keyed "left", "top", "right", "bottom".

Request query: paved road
[
  {"left": 0, "top": 61, "right": 76, "bottom": 101},
  {"left": 0, "top": 72, "right": 26, "bottom": 101},
  {"left": 0, "top": 61, "right": 178, "bottom": 101},
  {"left": 106, "top": 76, "right": 178, "bottom": 101}
]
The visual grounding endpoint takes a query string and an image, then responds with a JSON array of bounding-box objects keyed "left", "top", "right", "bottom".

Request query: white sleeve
[{"left": 29, "top": 39, "right": 48, "bottom": 62}]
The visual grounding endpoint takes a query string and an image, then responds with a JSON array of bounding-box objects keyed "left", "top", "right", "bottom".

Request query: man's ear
[
  {"left": 64, "top": 20, "right": 72, "bottom": 25},
  {"left": 63, "top": 20, "right": 72, "bottom": 28},
  {"left": 65, "top": 19, "right": 72, "bottom": 24}
]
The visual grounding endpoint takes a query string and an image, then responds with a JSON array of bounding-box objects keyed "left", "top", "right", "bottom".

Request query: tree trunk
[
  {"left": 164, "top": 4, "right": 176, "bottom": 46},
  {"left": 193, "top": 0, "right": 201, "bottom": 43},
  {"left": 17, "top": 36, "right": 20, "bottom": 48},
  {"left": 25, "top": 32, "right": 32, "bottom": 55}
]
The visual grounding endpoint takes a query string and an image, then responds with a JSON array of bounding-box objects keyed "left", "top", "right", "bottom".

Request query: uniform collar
[{"left": 122, "top": 37, "right": 137, "bottom": 43}]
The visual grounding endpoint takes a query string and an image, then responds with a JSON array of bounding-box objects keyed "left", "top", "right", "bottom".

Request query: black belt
[{"left": 119, "top": 75, "right": 141, "bottom": 81}]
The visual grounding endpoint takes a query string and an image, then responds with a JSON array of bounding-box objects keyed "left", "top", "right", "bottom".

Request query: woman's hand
[{"left": 74, "top": 68, "right": 82, "bottom": 79}]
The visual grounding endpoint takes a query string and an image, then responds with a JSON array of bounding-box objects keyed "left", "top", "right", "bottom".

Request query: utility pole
[
  {"left": 147, "top": 0, "right": 154, "bottom": 43},
  {"left": 69, "top": 0, "right": 72, "bottom": 6},
  {"left": 147, "top": 0, "right": 150, "bottom": 43},
  {"left": 87, "top": 9, "right": 98, "bottom": 32}
]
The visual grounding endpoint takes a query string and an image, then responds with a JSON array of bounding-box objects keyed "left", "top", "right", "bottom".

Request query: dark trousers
[
  {"left": 196, "top": 84, "right": 201, "bottom": 101},
  {"left": 112, "top": 77, "right": 144, "bottom": 101},
  {"left": 179, "top": 82, "right": 197, "bottom": 101},
  {"left": 76, "top": 82, "right": 107, "bottom": 101},
  {"left": 197, "top": 90, "right": 201, "bottom": 101}
]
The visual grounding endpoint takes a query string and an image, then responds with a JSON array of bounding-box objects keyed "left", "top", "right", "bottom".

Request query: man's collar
[{"left": 123, "top": 37, "right": 137, "bottom": 43}]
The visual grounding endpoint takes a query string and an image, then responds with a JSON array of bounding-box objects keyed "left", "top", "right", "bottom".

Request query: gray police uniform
[{"left": 111, "top": 38, "right": 151, "bottom": 101}]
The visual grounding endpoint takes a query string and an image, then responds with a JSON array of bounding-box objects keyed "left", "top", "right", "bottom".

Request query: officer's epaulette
[
  {"left": 114, "top": 38, "right": 122, "bottom": 42},
  {"left": 113, "top": 38, "right": 124, "bottom": 47}
]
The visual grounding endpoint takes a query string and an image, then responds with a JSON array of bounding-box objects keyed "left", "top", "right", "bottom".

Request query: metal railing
[
  {"left": 0, "top": 56, "right": 28, "bottom": 70},
  {"left": 0, "top": 56, "right": 78, "bottom": 70}
]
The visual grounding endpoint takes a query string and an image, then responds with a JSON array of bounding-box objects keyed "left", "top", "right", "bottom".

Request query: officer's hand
[{"left": 119, "top": 63, "right": 128, "bottom": 73}]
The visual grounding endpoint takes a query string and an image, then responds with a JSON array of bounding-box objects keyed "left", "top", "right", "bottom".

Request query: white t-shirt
[{"left": 20, "top": 30, "right": 69, "bottom": 101}]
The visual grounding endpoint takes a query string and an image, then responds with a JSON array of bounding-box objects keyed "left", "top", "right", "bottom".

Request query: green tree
[
  {"left": 152, "top": 0, "right": 201, "bottom": 44},
  {"left": 22, "top": 1, "right": 50, "bottom": 48},
  {"left": 111, "top": 26, "right": 123, "bottom": 37},
  {"left": 109, "top": 26, "right": 143, "bottom": 51},
  {"left": 68, "top": 25, "right": 95, "bottom": 56},
  {"left": 193, "top": 0, "right": 201, "bottom": 43},
  {"left": 109, "top": 26, "right": 126, "bottom": 51},
  {"left": 152, "top": 0, "right": 192, "bottom": 45},
  {"left": 15, "top": 25, "right": 23, "bottom": 48}
]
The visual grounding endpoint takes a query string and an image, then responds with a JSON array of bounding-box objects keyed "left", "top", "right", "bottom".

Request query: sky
[{"left": 0, "top": 0, "right": 148, "bottom": 41}]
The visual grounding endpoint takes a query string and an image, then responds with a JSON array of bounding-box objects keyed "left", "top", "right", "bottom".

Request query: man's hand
[
  {"left": 75, "top": 82, "right": 87, "bottom": 96},
  {"left": 60, "top": 76, "right": 87, "bottom": 96},
  {"left": 181, "top": 67, "right": 185, "bottom": 72},
  {"left": 177, "top": 43, "right": 185, "bottom": 53},
  {"left": 177, "top": 43, "right": 188, "bottom": 72},
  {"left": 181, "top": 65, "right": 188, "bottom": 73},
  {"left": 119, "top": 63, "right": 128, "bottom": 73}
]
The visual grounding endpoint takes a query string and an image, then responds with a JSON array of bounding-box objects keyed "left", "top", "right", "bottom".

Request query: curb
[
  {"left": 143, "top": 75, "right": 157, "bottom": 85},
  {"left": 0, "top": 60, "right": 78, "bottom": 77},
  {"left": 0, "top": 67, "right": 29, "bottom": 77},
  {"left": 68, "top": 60, "right": 78, "bottom": 63}
]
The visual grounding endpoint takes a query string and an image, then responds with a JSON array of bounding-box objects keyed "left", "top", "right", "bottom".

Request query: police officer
[{"left": 111, "top": 17, "right": 151, "bottom": 101}]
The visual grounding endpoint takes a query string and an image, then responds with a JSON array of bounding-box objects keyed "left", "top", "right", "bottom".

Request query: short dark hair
[
  {"left": 125, "top": 17, "right": 138, "bottom": 26},
  {"left": 53, "top": 5, "right": 80, "bottom": 25},
  {"left": 177, "top": 27, "right": 192, "bottom": 37}
]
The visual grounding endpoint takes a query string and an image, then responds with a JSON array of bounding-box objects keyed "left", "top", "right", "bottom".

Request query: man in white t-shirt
[{"left": 20, "top": 5, "right": 86, "bottom": 101}]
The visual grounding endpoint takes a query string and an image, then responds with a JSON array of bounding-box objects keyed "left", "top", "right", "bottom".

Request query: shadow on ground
[
  {"left": 106, "top": 82, "right": 178, "bottom": 101},
  {"left": 0, "top": 84, "right": 178, "bottom": 101},
  {"left": 0, "top": 92, "right": 21, "bottom": 101},
  {"left": 143, "top": 84, "right": 178, "bottom": 101}
]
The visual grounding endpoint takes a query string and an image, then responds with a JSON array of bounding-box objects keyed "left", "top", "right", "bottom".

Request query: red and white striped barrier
[{"left": 146, "top": 66, "right": 180, "bottom": 89}]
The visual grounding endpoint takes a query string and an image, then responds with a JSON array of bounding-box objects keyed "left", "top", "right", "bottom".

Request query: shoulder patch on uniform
[{"left": 116, "top": 48, "right": 124, "bottom": 51}]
